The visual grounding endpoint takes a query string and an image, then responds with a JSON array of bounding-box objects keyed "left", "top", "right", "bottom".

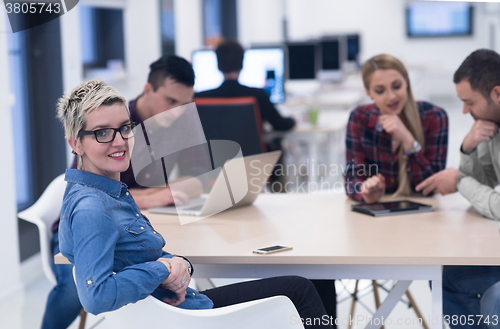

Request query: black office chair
[{"left": 194, "top": 97, "right": 267, "bottom": 157}]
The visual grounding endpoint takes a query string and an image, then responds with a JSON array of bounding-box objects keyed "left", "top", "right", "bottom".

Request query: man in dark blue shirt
[{"left": 195, "top": 40, "right": 296, "bottom": 132}]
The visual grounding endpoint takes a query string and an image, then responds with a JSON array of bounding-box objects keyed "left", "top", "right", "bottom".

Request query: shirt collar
[
  {"left": 65, "top": 169, "right": 126, "bottom": 198},
  {"left": 366, "top": 104, "right": 381, "bottom": 129},
  {"left": 128, "top": 98, "right": 142, "bottom": 123}
]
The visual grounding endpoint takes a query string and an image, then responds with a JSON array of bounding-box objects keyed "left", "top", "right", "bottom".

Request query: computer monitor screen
[
  {"left": 321, "top": 40, "right": 340, "bottom": 70},
  {"left": 406, "top": 2, "right": 473, "bottom": 37},
  {"left": 346, "top": 34, "right": 360, "bottom": 62},
  {"left": 192, "top": 48, "right": 285, "bottom": 103},
  {"left": 239, "top": 48, "right": 285, "bottom": 104},
  {"left": 192, "top": 50, "right": 224, "bottom": 93},
  {"left": 287, "top": 43, "right": 316, "bottom": 80}
]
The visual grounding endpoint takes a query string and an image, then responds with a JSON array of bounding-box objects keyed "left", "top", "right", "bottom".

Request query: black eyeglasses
[{"left": 77, "top": 122, "right": 139, "bottom": 143}]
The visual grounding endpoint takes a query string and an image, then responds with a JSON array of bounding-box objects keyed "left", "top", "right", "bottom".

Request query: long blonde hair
[{"left": 361, "top": 54, "right": 424, "bottom": 196}]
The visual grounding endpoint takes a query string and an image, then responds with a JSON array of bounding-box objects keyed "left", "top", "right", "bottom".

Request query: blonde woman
[
  {"left": 344, "top": 54, "right": 448, "bottom": 203},
  {"left": 56, "top": 79, "right": 332, "bottom": 328}
]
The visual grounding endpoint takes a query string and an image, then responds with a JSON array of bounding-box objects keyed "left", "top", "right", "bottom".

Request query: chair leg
[
  {"left": 405, "top": 290, "right": 429, "bottom": 329},
  {"left": 372, "top": 280, "right": 384, "bottom": 329},
  {"left": 348, "top": 280, "right": 359, "bottom": 329},
  {"left": 78, "top": 308, "right": 87, "bottom": 329}
]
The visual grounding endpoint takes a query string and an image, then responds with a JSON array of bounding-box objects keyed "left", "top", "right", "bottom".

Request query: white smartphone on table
[{"left": 252, "top": 245, "right": 293, "bottom": 255}]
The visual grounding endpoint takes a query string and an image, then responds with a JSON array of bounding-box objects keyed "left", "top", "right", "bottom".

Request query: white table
[
  {"left": 140, "top": 193, "right": 500, "bottom": 329},
  {"left": 56, "top": 193, "right": 500, "bottom": 329}
]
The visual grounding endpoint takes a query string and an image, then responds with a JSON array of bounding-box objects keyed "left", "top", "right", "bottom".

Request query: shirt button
[
  {"left": 148, "top": 130, "right": 153, "bottom": 134},
  {"left": 391, "top": 178, "right": 395, "bottom": 183},
  {"left": 87, "top": 280, "right": 92, "bottom": 285},
  {"left": 126, "top": 192, "right": 129, "bottom": 196},
  {"left": 136, "top": 214, "right": 140, "bottom": 217},
  {"left": 153, "top": 231, "right": 157, "bottom": 234},
  {"left": 145, "top": 173, "right": 151, "bottom": 179},
  {"left": 140, "top": 226, "right": 144, "bottom": 230}
]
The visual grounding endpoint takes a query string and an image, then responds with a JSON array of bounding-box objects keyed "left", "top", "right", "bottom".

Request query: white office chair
[
  {"left": 18, "top": 173, "right": 66, "bottom": 285},
  {"left": 71, "top": 266, "right": 304, "bottom": 329},
  {"left": 99, "top": 294, "right": 304, "bottom": 329},
  {"left": 18, "top": 173, "right": 88, "bottom": 329}
]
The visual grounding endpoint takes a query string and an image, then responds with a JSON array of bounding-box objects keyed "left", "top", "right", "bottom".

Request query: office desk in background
[{"left": 55, "top": 192, "right": 500, "bottom": 329}]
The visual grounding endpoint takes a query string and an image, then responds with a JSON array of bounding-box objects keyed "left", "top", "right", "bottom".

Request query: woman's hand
[
  {"left": 379, "top": 115, "right": 415, "bottom": 151},
  {"left": 360, "top": 174, "right": 386, "bottom": 204},
  {"left": 156, "top": 257, "right": 191, "bottom": 306}
]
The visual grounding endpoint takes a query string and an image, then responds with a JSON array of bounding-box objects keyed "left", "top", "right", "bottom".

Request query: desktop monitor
[
  {"left": 192, "top": 50, "right": 224, "bottom": 94},
  {"left": 192, "top": 47, "right": 285, "bottom": 103},
  {"left": 317, "top": 37, "right": 345, "bottom": 82},
  {"left": 406, "top": 2, "right": 473, "bottom": 37},
  {"left": 286, "top": 42, "right": 317, "bottom": 80},
  {"left": 346, "top": 34, "right": 360, "bottom": 63}
]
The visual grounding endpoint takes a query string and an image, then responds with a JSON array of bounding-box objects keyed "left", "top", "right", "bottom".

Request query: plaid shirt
[{"left": 344, "top": 101, "right": 448, "bottom": 202}]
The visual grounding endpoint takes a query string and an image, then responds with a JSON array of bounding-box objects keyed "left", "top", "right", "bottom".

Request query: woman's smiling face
[
  {"left": 71, "top": 102, "right": 133, "bottom": 181},
  {"left": 365, "top": 69, "right": 408, "bottom": 115}
]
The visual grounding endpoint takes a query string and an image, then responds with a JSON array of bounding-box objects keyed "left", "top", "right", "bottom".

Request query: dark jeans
[
  {"left": 203, "top": 276, "right": 334, "bottom": 329},
  {"left": 41, "top": 231, "right": 82, "bottom": 329},
  {"left": 311, "top": 279, "right": 337, "bottom": 327},
  {"left": 443, "top": 265, "right": 500, "bottom": 329}
]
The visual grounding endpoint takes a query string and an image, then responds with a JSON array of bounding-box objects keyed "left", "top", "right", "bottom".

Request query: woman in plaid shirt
[{"left": 344, "top": 54, "right": 448, "bottom": 203}]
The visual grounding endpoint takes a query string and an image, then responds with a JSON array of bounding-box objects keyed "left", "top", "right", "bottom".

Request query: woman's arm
[
  {"left": 407, "top": 106, "right": 449, "bottom": 189},
  {"left": 69, "top": 195, "right": 170, "bottom": 315},
  {"left": 344, "top": 109, "right": 369, "bottom": 202}
]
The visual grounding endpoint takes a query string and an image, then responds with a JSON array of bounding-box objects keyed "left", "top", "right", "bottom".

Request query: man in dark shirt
[{"left": 195, "top": 40, "right": 296, "bottom": 132}]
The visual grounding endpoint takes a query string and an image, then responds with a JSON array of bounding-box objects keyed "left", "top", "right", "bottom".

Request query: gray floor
[{"left": 1, "top": 98, "right": 467, "bottom": 329}]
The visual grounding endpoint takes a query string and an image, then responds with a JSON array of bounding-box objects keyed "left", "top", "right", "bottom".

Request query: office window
[
  {"left": 160, "top": 0, "right": 176, "bottom": 55},
  {"left": 202, "top": 0, "right": 237, "bottom": 46},
  {"left": 80, "top": 5, "right": 126, "bottom": 78},
  {"left": 8, "top": 14, "right": 66, "bottom": 260},
  {"left": 8, "top": 30, "right": 31, "bottom": 210}
]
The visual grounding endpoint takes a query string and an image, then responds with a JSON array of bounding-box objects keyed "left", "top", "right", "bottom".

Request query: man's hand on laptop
[
  {"left": 129, "top": 187, "right": 190, "bottom": 209},
  {"left": 158, "top": 188, "right": 190, "bottom": 207}
]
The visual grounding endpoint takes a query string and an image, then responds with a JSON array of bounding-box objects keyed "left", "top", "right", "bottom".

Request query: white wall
[
  {"left": 235, "top": 0, "right": 497, "bottom": 98},
  {"left": 286, "top": 0, "right": 485, "bottom": 69},
  {"left": 174, "top": 0, "right": 203, "bottom": 60},
  {"left": 0, "top": 10, "right": 22, "bottom": 301},
  {"left": 122, "top": 0, "right": 162, "bottom": 99},
  {"left": 237, "top": 0, "right": 284, "bottom": 47}
]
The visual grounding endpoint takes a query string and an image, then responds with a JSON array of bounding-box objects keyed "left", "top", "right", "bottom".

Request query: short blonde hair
[{"left": 56, "top": 79, "right": 129, "bottom": 139}]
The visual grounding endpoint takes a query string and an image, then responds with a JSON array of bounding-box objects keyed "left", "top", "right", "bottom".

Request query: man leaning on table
[{"left": 416, "top": 49, "right": 500, "bottom": 329}]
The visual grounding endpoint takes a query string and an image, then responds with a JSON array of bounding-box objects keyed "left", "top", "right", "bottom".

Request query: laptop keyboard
[{"left": 183, "top": 204, "right": 203, "bottom": 211}]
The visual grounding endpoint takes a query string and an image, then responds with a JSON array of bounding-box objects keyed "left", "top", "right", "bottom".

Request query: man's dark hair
[
  {"left": 215, "top": 40, "right": 244, "bottom": 73},
  {"left": 454, "top": 49, "right": 500, "bottom": 99},
  {"left": 148, "top": 55, "right": 195, "bottom": 91}
]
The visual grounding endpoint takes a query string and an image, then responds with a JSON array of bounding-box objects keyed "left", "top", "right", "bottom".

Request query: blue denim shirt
[{"left": 59, "top": 169, "right": 213, "bottom": 314}]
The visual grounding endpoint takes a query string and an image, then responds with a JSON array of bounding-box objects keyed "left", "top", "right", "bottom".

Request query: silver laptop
[{"left": 148, "top": 151, "right": 281, "bottom": 217}]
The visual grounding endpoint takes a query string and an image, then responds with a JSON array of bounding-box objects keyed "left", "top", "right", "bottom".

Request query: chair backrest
[
  {"left": 102, "top": 294, "right": 304, "bottom": 329},
  {"left": 194, "top": 97, "right": 267, "bottom": 156},
  {"left": 17, "top": 173, "right": 67, "bottom": 285}
]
